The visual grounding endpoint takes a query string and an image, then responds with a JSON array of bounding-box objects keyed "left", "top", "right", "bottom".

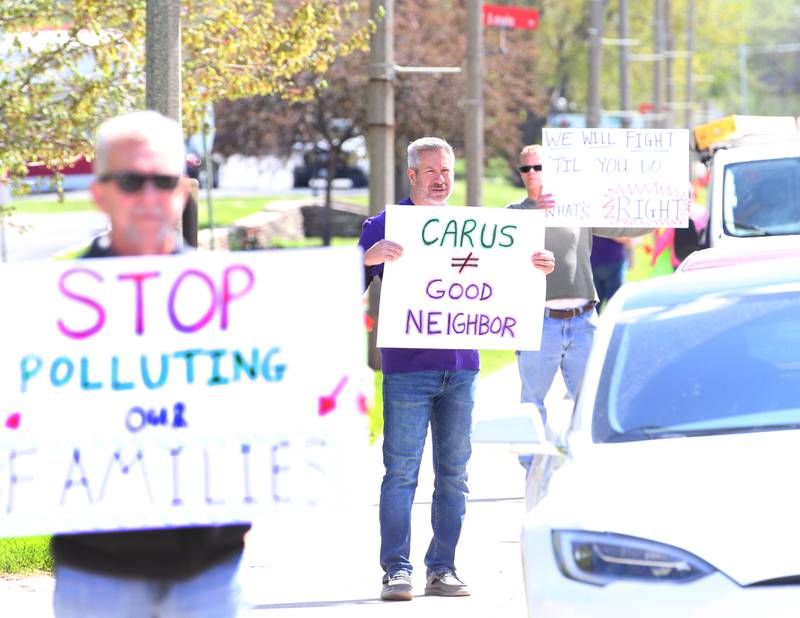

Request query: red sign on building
[{"left": 482, "top": 4, "right": 540, "bottom": 31}]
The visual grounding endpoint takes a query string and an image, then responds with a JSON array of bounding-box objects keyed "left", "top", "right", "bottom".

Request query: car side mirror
[{"left": 472, "top": 402, "right": 563, "bottom": 457}]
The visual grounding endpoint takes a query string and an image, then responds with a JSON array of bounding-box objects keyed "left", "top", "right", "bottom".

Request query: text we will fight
[{"left": 542, "top": 127, "right": 691, "bottom": 228}]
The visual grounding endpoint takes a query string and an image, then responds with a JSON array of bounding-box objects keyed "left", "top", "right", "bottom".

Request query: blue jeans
[
  {"left": 379, "top": 370, "right": 478, "bottom": 577},
  {"left": 516, "top": 310, "right": 597, "bottom": 420},
  {"left": 53, "top": 553, "right": 245, "bottom": 618},
  {"left": 592, "top": 260, "right": 628, "bottom": 312},
  {"left": 516, "top": 311, "right": 597, "bottom": 470}
]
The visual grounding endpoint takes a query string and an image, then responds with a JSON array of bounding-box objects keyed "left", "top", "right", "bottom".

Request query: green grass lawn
[
  {"left": 9, "top": 192, "right": 309, "bottom": 229},
  {"left": 0, "top": 537, "right": 53, "bottom": 575},
  {"left": 195, "top": 194, "right": 305, "bottom": 228},
  {"left": 340, "top": 174, "right": 522, "bottom": 211}
]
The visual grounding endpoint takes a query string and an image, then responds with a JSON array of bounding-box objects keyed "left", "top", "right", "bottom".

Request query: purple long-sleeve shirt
[{"left": 358, "top": 198, "right": 480, "bottom": 374}]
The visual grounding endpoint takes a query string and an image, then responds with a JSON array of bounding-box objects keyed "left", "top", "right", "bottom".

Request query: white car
[{"left": 478, "top": 252, "right": 800, "bottom": 616}]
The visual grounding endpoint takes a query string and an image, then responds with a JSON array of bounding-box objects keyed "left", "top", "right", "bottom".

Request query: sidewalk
[
  {"left": 1, "top": 364, "right": 570, "bottom": 617},
  {"left": 242, "top": 362, "right": 571, "bottom": 616}
]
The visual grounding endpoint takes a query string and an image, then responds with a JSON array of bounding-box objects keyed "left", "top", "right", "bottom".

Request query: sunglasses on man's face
[
  {"left": 517, "top": 164, "right": 543, "bottom": 173},
  {"left": 98, "top": 172, "right": 181, "bottom": 193}
]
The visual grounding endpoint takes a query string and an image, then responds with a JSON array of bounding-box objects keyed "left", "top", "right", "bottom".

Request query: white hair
[
  {"left": 407, "top": 137, "right": 454, "bottom": 169},
  {"left": 94, "top": 110, "right": 185, "bottom": 177}
]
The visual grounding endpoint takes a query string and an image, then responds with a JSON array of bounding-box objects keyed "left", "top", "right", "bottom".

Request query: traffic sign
[{"left": 482, "top": 3, "right": 540, "bottom": 31}]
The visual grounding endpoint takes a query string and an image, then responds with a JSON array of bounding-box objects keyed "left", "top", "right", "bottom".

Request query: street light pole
[
  {"left": 145, "top": 0, "right": 181, "bottom": 122},
  {"left": 364, "top": 2, "right": 465, "bottom": 369},
  {"left": 368, "top": 0, "right": 395, "bottom": 221},
  {"left": 653, "top": 0, "right": 664, "bottom": 128},
  {"left": 587, "top": 0, "right": 603, "bottom": 128},
  {"left": 145, "top": 0, "right": 195, "bottom": 246},
  {"left": 619, "top": 0, "right": 630, "bottom": 114},
  {"left": 739, "top": 44, "right": 749, "bottom": 114},
  {"left": 0, "top": 181, "right": 8, "bottom": 263},
  {"left": 366, "top": 0, "right": 395, "bottom": 370},
  {"left": 466, "top": 0, "right": 484, "bottom": 208},
  {"left": 685, "top": 0, "right": 694, "bottom": 128},
  {"left": 664, "top": 0, "right": 674, "bottom": 128}
]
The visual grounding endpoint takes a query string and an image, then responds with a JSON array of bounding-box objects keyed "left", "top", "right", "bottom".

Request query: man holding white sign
[
  {"left": 509, "top": 141, "right": 657, "bottom": 471},
  {"left": 359, "top": 137, "right": 554, "bottom": 601},
  {"left": 49, "top": 111, "right": 249, "bottom": 617}
]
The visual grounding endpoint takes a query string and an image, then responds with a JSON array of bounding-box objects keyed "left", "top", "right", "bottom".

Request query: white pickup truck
[{"left": 693, "top": 115, "right": 800, "bottom": 250}]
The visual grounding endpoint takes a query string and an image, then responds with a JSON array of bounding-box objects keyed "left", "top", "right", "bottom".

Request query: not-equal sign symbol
[{"left": 451, "top": 251, "right": 479, "bottom": 273}]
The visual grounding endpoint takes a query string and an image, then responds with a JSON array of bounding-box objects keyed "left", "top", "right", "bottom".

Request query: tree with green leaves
[
  {"left": 0, "top": 0, "right": 375, "bottom": 200},
  {"left": 534, "top": 0, "right": 751, "bottom": 126},
  {"left": 214, "top": 0, "right": 548, "bottom": 209}
]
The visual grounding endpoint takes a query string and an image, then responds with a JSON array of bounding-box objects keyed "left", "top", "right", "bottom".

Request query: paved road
[
  {"left": 2, "top": 366, "right": 572, "bottom": 617},
  {"left": 0, "top": 211, "right": 108, "bottom": 262}
]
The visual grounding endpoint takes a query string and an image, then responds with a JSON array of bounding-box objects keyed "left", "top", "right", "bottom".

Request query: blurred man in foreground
[{"left": 50, "top": 110, "right": 249, "bottom": 618}]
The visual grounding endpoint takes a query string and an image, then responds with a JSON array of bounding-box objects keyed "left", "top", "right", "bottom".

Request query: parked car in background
[
  {"left": 292, "top": 137, "right": 369, "bottom": 189},
  {"left": 24, "top": 150, "right": 218, "bottom": 193},
  {"left": 185, "top": 148, "right": 220, "bottom": 189},
  {"left": 476, "top": 252, "right": 800, "bottom": 617},
  {"left": 23, "top": 155, "right": 94, "bottom": 193}
]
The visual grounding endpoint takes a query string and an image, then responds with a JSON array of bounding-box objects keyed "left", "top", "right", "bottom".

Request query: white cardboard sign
[
  {"left": 541, "top": 127, "right": 690, "bottom": 227},
  {"left": 0, "top": 248, "right": 370, "bottom": 537},
  {"left": 377, "top": 205, "right": 546, "bottom": 351}
]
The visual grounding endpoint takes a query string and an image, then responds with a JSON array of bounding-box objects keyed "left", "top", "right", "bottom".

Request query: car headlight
[{"left": 552, "top": 530, "right": 717, "bottom": 586}]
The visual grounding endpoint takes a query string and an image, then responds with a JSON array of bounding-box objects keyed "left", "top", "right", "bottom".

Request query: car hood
[{"left": 532, "top": 429, "right": 800, "bottom": 586}]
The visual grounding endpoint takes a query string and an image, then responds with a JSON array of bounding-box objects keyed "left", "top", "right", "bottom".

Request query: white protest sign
[
  {"left": 377, "top": 205, "right": 546, "bottom": 351},
  {"left": 541, "top": 127, "right": 690, "bottom": 227},
  {"left": 0, "top": 247, "right": 370, "bottom": 537}
]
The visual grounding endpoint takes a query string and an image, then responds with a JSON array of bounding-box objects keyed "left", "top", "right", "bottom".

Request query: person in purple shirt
[
  {"left": 359, "top": 137, "right": 554, "bottom": 602},
  {"left": 590, "top": 236, "right": 631, "bottom": 313}
]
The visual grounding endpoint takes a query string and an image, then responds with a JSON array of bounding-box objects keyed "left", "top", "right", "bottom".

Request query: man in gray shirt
[{"left": 508, "top": 144, "right": 648, "bottom": 467}]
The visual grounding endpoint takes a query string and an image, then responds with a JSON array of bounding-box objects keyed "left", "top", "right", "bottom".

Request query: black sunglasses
[
  {"left": 517, "top": 164, "right": 543, "bottom": 173},
  {"left": 98, "top": 172, "right": 181, "bottom": 193}
]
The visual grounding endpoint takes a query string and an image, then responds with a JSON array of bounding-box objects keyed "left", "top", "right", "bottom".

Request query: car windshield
[
  {"left": 592, "top": 286, "right": 800, "bottom": 443},
  {"left": 723, "top": 157, "right": 800, "bottom": 237}
]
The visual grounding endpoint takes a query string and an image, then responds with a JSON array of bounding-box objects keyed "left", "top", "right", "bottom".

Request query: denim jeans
[
  {"left": 516, "top": 310, "right": 597, "bottom": 421},
  {"left": 592, "top": 260, "right": 628, "bottom": 312},
  {"left": 379, "top": 370, "right": 478, "bottom": 578},
  {"left": 53, "top": 553, "right": 245, "bottom": 618},
  {"left": 516, "top": 310, "right": 597, "bottom": 471}
]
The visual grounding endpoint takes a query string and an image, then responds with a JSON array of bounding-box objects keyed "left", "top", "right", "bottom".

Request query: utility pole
[
  {"left": 664, "top": 0, "right": 674, "bottom": 128},
  {"left": 465, "top": 0, "right": 484, "bottom": 208},
  {"left": 618, "top": 0, "right": 630, "bottom": 114},
  {"left": 367, "top": 0, "right": 395, "bottom": 220},
  {"left": 653, "top": 0, "right": 664, "bottom": 128},
  {"left": 366, "top": 0, "right": 395, "bottom": 370},
  {"left": 145, "top": 0, "right": 196, "bottom": 246},
  {"left": 145, "top": 0, "right": 181, "bottom": 121},
  {"left": 685, "top": 0, "right": 694, "bottom": 128},
  {"left": 364, "top": 1, "right": 461, "bottom": 369},
  {"left": 0, "top": 180, "right": 9, "bottom": 263},
  {"left": 587, "top": 0, "right": 603, "bottom": 128},
  {"left": 739, "top": 44, "right": 749, "bottom": 114}
]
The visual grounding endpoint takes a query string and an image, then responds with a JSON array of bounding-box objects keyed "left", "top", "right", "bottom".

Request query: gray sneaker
[
  {"left": 424, "top": 570, "right": 470, "bottom": 597},
  {"left": 381, "top": 571, "right": 413, "bottom": 601}
]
